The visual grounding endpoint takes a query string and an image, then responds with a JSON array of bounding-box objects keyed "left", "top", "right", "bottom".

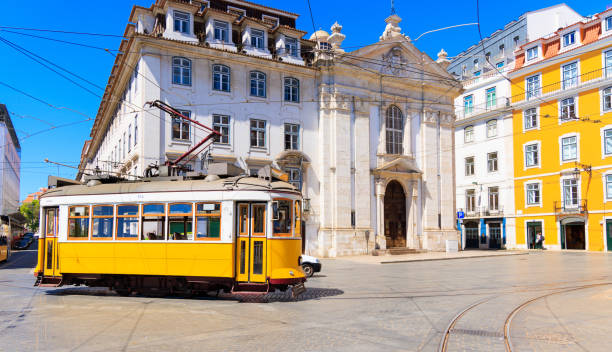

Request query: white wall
[
  {"left": 454, "top": 77, "right": 514, "bottom": 218},
  {"left": 525, "top": 5, "right": 584, "bottom": 42}
]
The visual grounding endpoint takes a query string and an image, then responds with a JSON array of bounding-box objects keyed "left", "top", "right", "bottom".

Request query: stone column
[
  {"left": 377, "top": 104, "right": 386, "bottom": 156},
  {"left": 375, "top": 178, "right": 386, "bottom": 250},
  {"left": 411, "top": 183, "right": 420, "bottom": 249}
]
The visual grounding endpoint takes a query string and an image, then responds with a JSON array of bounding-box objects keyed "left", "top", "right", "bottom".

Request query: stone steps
[{"left": 372, "top": 247, "right": 425, "bottom": 256}]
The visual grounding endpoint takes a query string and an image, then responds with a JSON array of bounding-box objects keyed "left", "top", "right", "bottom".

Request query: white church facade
[{"left": 77, "top": 0, "right": 461, "bottom": 257}]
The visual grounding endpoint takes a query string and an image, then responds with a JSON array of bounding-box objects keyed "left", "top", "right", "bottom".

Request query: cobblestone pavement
[{"left": 1, "top": 245, "right": 611, "bottom": 351}]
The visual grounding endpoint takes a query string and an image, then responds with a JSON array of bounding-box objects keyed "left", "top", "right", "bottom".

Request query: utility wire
[
  {"left": 0, "top": 26, "right": 126, "bottom": 38},
  {"left": 0, "top": 36, "right": 101, "bottom": 97}
]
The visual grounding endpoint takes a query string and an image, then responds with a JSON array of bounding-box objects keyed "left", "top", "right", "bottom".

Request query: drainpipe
[{"left": 437, "top": 111, "right": 441, "bottom": 229}]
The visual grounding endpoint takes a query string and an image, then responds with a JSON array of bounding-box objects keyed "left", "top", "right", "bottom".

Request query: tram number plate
[{"left": 292, "top": 283, "right": 306, "bottom": 298}]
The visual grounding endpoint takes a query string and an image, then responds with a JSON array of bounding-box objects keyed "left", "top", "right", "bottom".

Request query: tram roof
[{"left": 41, "top": 176, "right": 298, "bottom": 198}]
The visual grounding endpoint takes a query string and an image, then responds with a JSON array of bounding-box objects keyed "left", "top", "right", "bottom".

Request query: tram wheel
[{"left": 302, "top": 263, "right": 314, "bottom": 278}]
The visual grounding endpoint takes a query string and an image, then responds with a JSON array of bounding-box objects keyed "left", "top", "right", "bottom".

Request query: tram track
[
  {"left": 503, "top": 282, "right": 611, "bottom": 352},
  {"left": 439, "top": 282, "right": 612, "bottom": 352}
]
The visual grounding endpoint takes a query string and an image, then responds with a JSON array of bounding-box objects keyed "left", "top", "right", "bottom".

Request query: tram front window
[
  {"left": 117, "top": 205, "right": 139, "bottom": 240},
  {"left": 142, "top": 204, "right": 166, "bottom": 240},
  {"left": 168, "top": 203, "right": 193, "bottom": 240},
  {"left": 196, "top": 203, "right": 221, "bottom": 239},
  {"left": 273, "top": 199, "right": 292, "bottom": 236}
]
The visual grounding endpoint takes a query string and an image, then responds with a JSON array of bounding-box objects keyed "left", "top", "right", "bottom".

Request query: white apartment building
[
  {"left": 78, "top": 0, "right": 461, "bottom": 256},
  {"left": 0, "top": 104, "right": 21, "bottom": 216},
  {"left": 449, "top": 4, "right": 583, "bottom": 249}
]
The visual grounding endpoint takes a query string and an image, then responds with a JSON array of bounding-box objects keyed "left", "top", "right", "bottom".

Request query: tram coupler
[{"left": 292, "top": 283, "right": 306, "bottom": 298}]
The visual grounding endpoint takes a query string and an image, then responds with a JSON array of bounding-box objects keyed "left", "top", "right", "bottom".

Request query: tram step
[
  {"left": 231, "top": 283, "right": 269, "bottom": 295},
  {"left": 37, "top": 276, "right": 62, "bottom": 287}
]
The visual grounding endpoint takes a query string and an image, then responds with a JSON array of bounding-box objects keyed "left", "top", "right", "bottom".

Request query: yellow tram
[
  {"left": 0, "top": 231, "right": 8, "bottom": 263},
  {"left": 34, "top": 172, "right": 306, "bottom": 296}
]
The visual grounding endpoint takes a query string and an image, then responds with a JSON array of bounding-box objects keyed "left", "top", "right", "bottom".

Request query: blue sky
[{"left": 0, "top": 0, "right": 605, "bottom": 201}]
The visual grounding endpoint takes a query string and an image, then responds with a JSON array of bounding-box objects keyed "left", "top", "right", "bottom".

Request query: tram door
[
  {"left": 236, "top": 203, "right": 267, "bottom": 283},
  {"left": 43, "top": 208, "right": 59, "bottom": 277}
]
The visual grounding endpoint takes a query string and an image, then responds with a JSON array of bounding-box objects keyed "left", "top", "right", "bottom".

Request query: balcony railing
[
  {"left": 554, "top": 199, "right": 587, "bottom": 214},
  {"left": 456, "top": 97, "right": 510, "bottom": 120},
  {"left": 512, "top": 67, "right": 612, "bottom": 105},
  {"left": 463, "top": 206, "right": 504, "bottom": 218}
]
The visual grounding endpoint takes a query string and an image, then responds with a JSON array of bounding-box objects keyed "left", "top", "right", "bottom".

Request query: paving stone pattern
[{"left": 1, "top": 245, "right": 611, "bottom": 351}]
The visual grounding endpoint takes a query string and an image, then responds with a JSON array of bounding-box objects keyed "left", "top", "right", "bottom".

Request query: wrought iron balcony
[
  {"left": 463, "top": 206, "right": 504, "bottom": 218},
  {"left": 554, "top": 199, "right": 587, "bottom": 214},
  {"left": 512, "top": 67, "right": 612, "bottom": 105}
]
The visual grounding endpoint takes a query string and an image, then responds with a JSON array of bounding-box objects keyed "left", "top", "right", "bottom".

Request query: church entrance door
[{"left": 384, "top": 180, "right": 406, "bottom": 248}]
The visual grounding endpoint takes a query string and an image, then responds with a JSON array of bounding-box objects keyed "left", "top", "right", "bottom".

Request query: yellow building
[{"left": 510, "top": 9, "right": 612, "bottom": 251}]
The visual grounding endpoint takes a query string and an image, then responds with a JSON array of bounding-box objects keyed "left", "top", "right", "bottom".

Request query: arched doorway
[
  {"left": 384, "top": 180, "right": 406, "bottom": 248},
  {"left": 561, "top": 217, "right": 585, "bottom": 250}
]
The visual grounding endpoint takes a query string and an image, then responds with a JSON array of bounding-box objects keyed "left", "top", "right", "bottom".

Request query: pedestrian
[{"left": 536, "top": 232, "right": 544, "bottom": 249}]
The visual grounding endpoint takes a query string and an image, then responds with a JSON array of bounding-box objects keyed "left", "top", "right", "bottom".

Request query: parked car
[
  {"left": 22, "top": 233, "right": 34, "bottom": 245},
  {"left": 300, "top": 255, "right": 321, "bottom": 278},
  {"left": 14, "top": 238, "right": 30, "bottom": 250}
]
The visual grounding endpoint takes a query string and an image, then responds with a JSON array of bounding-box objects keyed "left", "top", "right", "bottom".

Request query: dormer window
[
  {"left": 251, "top": 29, "right": 265, "bottom": 49},
  {"left": 607, "top": 16, "right": 612, "bottom": 31},
  {"left": 262, "top": 15, "right": 279, "bottom": 27},
  {"left": 526, "top": 46, "right": 538, "bottom": 61},
  {"left": 563, "top": 31, "right": 576, "bottom": 47},
  {"left": 174, "top": 11, "right": 190, "bottom": 34},
  {"left": 499, "top": 44, "right": 505, "bottom": 56},
  {"left": 514, "top": 36, "right": 519, "bottom": 46},
  {"left": 214, "top": 20, "right": 229, "bottom": 42},
  {"left": 473, "top": 58, "right": 479, "bottom": 68},
  {"left": 285, "top": 37, "right": 299, "bottom": 57},
  {"left": 319, "top": 42, "right": 331, "bottom": 50},
  {"left": 228, "top": 6, "right": 246, "bottom": 18}
]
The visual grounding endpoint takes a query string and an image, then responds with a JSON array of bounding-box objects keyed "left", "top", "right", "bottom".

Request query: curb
[{"left": 380, "top": 251, "right": 529, "bottom": 264}]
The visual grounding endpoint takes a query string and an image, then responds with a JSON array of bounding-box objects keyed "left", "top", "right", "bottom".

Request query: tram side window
[
  {"left": 92, "top": 205, "right": 114, "bottom": 239},
  {"left": 142, "top": 204, "right": 166, "bottom": 240},
  {"left": 168, "top": 203, "right": 193, "bottom": 240},
  {"left": 68, "top": 206, "right": 90, "bottom": 240},
  {"left": 273, "top": 199, "right": 292, "bottom": 236},
  {"left": 196, "top": 203, "right": 221, "bottom": 240},
  {"left": 117, "top": 204, "right": 139, "bottom": 240},
  {"left": 294, "top": 200, "right": 301, "bottom": 237}
]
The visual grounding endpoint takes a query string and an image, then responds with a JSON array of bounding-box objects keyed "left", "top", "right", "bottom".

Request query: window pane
[
  {"left": 142, "top": 217, "right": 165, "bottom": 240},
  {"left": 118, "top": 205, "right": 138, "bottom": 216},
  {"left": 170, "top": 203, "right": 192, "bottom": 214},
  {"left": 69, "top": 218, "right": 89, "bottom": 238},
  {"left": 253, "top": 205, "right": 265, "bottom": 234},
  {"left": 169, "top": 217, "right": 193, "bottom": 240},
  {"left": 92, "top": 218, "right": 113, "bottom": 238},
  {"left": 273, "top": 200, "right": 293, "bottom": 235},
  {"left": 197, "top": 203, "right": 220, "bottom": 214},
  {"left": 196, "top": 216, "right": 220, "bottom": 238},
  {"left": 70, "top": 206, "right": 89, "bottom": 217},
  {"left": 93, "top": 206, "right": 113, "bottom": 216},
  {"left": 143, "top": 204, "right": 165, "bottom": 214}
]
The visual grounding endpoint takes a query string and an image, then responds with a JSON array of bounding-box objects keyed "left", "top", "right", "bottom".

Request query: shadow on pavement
[{"left": 45, "top": 286, "right": 344, "bottom": 303}]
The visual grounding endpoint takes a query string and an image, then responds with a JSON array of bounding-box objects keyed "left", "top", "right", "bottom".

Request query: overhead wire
[{"left": 0, "top": 36, "right": 101, "bottom": 98}]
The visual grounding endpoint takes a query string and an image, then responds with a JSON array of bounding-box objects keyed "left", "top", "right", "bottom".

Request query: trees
[{"left": 20, "top": 199, "right": 40, "bottom": 232}]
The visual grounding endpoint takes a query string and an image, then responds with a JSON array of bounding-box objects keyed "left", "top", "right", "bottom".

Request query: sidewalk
[{"left": 330, "top": 250, "right": 529, "bottom": 265}]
